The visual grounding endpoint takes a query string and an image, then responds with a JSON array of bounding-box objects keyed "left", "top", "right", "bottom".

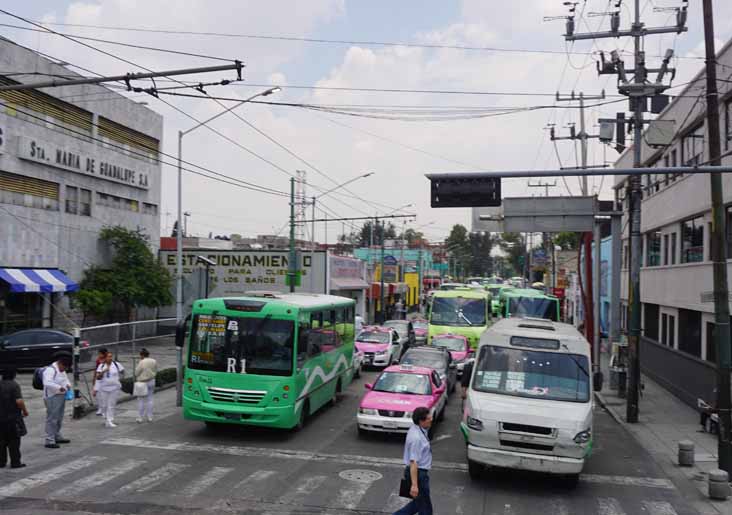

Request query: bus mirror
[
  {"left": 175, "top": 314, "right": 191, "bottom": 348},
  {"left": 593, "top": 371, "right": 604, "bottom": 392}
]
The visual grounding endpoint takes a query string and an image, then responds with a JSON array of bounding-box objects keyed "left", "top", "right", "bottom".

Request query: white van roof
[{"left": 479, "top": 317, "right": 590, "bottom": 356}]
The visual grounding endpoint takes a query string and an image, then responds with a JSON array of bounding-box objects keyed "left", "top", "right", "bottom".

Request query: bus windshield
[
  {"left": 189, "top": 314, "right": 294, "bottom": 376},
  {"left": 508, "top": 297, "right": 558, "bottom": 321},
  {"left": 472, "top": 345, "right": 590, "bottom": 402},
  {"left": 431, "top": 297, "right": 487, "bottom": 326}
]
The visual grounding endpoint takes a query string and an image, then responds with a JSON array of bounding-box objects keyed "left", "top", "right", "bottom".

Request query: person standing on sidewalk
[
  {"left": 0, "top": 368, "right": 28, "bottom": 468},
  {"left": 42, "top": 353, "right": 72, "bottom": 449},
  {"left": 92, "top": 348, "right": 108, "bottom": 416},
  {"left": 94, "top": 352, "right": 124, "bottom": 428},
  {"left": 135, "top": 348, "right": 157, "bottom": 423},
  {"left": 394, "top": 407, "right": 433, "bottom": 515}
]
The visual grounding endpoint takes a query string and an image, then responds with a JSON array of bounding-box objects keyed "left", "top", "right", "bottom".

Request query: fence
[{"left": 74, "top": 318, "right": 177, "bottom": 410}]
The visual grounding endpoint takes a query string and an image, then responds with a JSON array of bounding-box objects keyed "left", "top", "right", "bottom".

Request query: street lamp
[
  {"left": 175, "top": 86, "right": 280, "bottom": 407},
  {"left": 196, "top": 255, "right": 215, "bottom": 298},
  {"left": 183, "top": 211, "right": 191, "bottom": 237}
]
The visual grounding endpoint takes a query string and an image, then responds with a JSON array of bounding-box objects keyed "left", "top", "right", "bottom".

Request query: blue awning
[{"left": 0, "top": 268, "right": 79, "bottom": 293}]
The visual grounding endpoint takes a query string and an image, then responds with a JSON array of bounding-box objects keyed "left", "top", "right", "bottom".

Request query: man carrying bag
[{"left": 394, "top": 406, "right": 433, "bottom": 515}]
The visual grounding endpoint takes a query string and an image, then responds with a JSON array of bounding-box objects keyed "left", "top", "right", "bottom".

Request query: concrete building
[
  {"left": 0, "top": 38, "right": 162, "bottom": 332},
  {"left": 613, "top": 37, "right": 732, "bottom": 407}
]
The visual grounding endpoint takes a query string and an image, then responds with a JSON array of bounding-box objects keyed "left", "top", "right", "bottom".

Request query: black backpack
[{"left": 32, "top": 366, "right": 56, "bottom": 390}]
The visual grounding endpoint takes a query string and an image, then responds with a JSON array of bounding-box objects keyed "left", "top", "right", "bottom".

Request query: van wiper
[
  {"left": 562, "top": 344, "right": 589, "bottom": 377},
  {"left": 458, "top": 311, "right": 473, "bottom": 326}
]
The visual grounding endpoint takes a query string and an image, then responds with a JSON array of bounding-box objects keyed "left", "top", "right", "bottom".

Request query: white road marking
[
  {"left": 328, "top": 471, "right": 379, "bottom": 512},
  {"left": 582, "top": 474, "right": 675, "bottom": 489},
  {"left": 263, "top": 475, "right": 326, "bottom": 515},
  {"left": 184, "top": 466, "right": 234, "bottom": 497},
  {"left": 52, "top": 459, "right": 146, "bottom": 498},
  {"left": 641, "top": 501, "right": 679, "bottom": 515},
  {"left": 432, "top": 434, "right": 453, "bottom": 443},
  {"left": 232, "top": 469, "right": 277, "bottom": 495},
  {"left": 504, "top": 503, "right": 514, "bottom": 515},
  {"left": 116, "top": 463, "right": 190, "bottom": 495},
  {"left": 598, "top": 497, "right": 626, "bottom": 515},
  {"left": 0, "top": 456, "right": 106, "bottom": 499}
]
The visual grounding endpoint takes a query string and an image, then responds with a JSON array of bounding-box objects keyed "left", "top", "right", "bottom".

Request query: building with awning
[{"left": 328, "top": 256, "right": 368, "bottom": 318}]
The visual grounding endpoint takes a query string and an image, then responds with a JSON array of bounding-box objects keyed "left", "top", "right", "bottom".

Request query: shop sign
[
  {"left": 383, "top": 255, "right": 398, "bottom": 266},
  {"left": 383, "top": 265, "right": 398, "bottom": 283},
  {"left": 18, "top": 136, "right": 150, "bottom": 189},
  {"left": 330, "top": 255, "right": 365, "bottom": 280}
]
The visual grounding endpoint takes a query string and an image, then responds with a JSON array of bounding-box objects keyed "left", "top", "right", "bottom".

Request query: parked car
[
  {"left": 400, "top": 346, "right": 457, "bottom": 394},
  {"left": 429, "top": 334, "right": 474, "bottom": 378},
  {"left": 355, "top": 327, "right": 402, "bottom": 368},
  {"left": 383, "top": 320, "right": 416, "bottom": 357},
  {"left": 412, "top": 319, "right": 428, "bottom": 345},
  {"left": 356, "top": 364, "right": 448, "bottom": 437},
  {"left": 0, "top": 329, "right": 90, "bottom": 369}
]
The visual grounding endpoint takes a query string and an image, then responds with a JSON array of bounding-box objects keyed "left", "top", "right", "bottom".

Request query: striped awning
[{"left": 0, "top": 268, "right": 79, "bottom": 293}]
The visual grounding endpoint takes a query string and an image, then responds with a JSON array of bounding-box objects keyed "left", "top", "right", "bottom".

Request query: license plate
[
  {"left": 383, "top": 420, "right": 397, "bottom": 428},
  {"left": 223, "top": 413, "right": 240, "bottom": 420}
]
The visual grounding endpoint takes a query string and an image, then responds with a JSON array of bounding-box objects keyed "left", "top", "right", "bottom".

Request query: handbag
[
  {"left": 398, "top": 476, "right": 412, "bottom": 499},
  {"left": 133, "top": 381, "right": 149, "bottom": 397},
  {"left": 14, "top": 417, "right": 27, "bottom": 437}
]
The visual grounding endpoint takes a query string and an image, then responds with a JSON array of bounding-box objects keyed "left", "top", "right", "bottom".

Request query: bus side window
[
  {"left": 298, "top": 322, "right": 310, "bottom": 366},
  {"left": 335, "top": 308, "right": 346, "bottom": 346}
]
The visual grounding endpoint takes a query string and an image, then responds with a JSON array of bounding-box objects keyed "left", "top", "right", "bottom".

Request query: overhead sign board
[
  {"left": 503, "top": 196, "right": 596, "bottom": 233},
  {"left": 428, "top": 173, "right": 501, "bottom": 208},
  {"left": 471, "top": 206, "right": 504, "bottom": 233}
]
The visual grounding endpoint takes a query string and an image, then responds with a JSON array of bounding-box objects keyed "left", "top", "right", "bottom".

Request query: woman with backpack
[{"left": 93, "top": 352, "right": 124, "bottom": 428}]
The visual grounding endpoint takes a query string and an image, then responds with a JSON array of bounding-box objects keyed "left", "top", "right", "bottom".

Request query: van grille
[
  {"left": 500, "top": 422, "right": 554, "bottom": 436},
  {"left": 207, "top": 387, "right": 266, "bottom": 404},
  {"left": 500, "top": 440, "right": 555, "bottom": 452}
]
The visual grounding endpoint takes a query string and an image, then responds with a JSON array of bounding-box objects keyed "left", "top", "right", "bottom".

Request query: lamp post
[
  {"left": 310, "top": 172, "right": 374, "bottom": 246},
  {"left": 175, "top": 86, "right": 280, "bottom": 407}
]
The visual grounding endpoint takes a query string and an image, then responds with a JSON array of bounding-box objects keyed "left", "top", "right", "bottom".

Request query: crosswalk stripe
[
  {"left": 263, "top": 475, "right": 326, "bottom": 515},
  {"left": 183, "top": 466, "right": 234, "bottom": 498},
  {"left": 582, "top": 474, "right": 674, "bottom": 489},
  {"left": 52, "top": 459, "right": 146, "bottom": 498},
  {"left": 329, "top": 475, "right": 379, "bottom": 512},
  {"left": 598, "top": 497, "right": 626, "bottom": 515},
  {"left": 116, "top": 463, "right": 190, "bottom": 495},
  {"left": 641, "top": 501, "right": 679, "bottom": 515},
  {"left": 232, "top": 469, "right": 277, "bottom": 494},
  {"left": 0, "top": 456, "right": 106, "bottom": 499}
]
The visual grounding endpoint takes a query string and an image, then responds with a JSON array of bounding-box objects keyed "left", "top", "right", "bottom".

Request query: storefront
[{"left": 328, "top": 255, "right": 368, "bottom": 318}]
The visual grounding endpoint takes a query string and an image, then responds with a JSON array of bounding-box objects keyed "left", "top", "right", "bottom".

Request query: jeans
[
  {"left": 137, "top": 379, "right": 155, "bottom": 419},
  {"left": 394, "top": 468, "right": 432, "bottom": 515},
  {"left": 0, "top": 420, "right": 22, "bottom": 467},
  {"left": 44, "top": 394, "right": 66, "bottom": 445}
]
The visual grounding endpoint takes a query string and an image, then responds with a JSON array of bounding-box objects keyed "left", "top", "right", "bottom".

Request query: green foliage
[
  {"left": 554, "top": 231, "right": 580, "bottom": 251},
  {"left": 445, "top": 225, "right": 496, "bottom": 278},
  {"left": 79, "top": 226, "right": 173, "bottom": 322},
  {"left": 355, "top": 220, "right": 397, "bottom": 247},
  {"left": 497, "top": 232, "right": 526, "bottom": 277}
]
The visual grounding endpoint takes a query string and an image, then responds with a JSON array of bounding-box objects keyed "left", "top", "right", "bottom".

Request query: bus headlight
[
  {"left": 359, "top": 408, "right": 377, "bottom": 415},
  {"left": 573, "top": 429, "right": 592, "bottom": 444},
  {"left": 467, "top": 416, "right": 484, "bottom": 431}
]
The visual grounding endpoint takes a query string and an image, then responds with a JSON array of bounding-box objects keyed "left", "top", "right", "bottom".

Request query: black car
[
  {"left": 0, "top": 329, "right": 90, "bottom": 369},
  {"left": 400, "top": 346, "right": 457, "bottom": 394}
]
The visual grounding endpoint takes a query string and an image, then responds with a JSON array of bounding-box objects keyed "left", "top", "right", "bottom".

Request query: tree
[
  {"left": 78, "top": 226, "right": 173, "bottom": 322},
  {"left": 497, "top": 232, "right": 526, "bottom": 277},
  {"left": 170, "top": 220, "right": 179, "bottom": 238},
  {"left": 446, "top": 224, "right": 471, "bottom": 277},
  {"left": 403, "top": 228, "right": 425, "bottom": 247},
  {"left": 354, "top": 220, "right": 397, "bottom": 247},
  {"left": 554, "top": 231, "right": 580, "bottom": 251}
]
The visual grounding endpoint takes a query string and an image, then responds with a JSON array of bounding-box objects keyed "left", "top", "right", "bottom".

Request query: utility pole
[
  {"left": 288, "top": 178, "right": 297, "bottom": 293},
  {"left": 379, "top": 218, "right": 386, "bottom": 323},
  {"left": 528, "top": 180, "right": 557, "bottom": 198},
  {"left": 564, "top": 0, "right": 688, "bottom": 423},
  {"left": 703, "top": 0, "right": 732, "bottom": 474}
]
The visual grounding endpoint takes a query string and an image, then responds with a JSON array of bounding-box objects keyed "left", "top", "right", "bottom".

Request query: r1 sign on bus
[{"left": 428, "top": 174, "right": 501, "bottom": 208}]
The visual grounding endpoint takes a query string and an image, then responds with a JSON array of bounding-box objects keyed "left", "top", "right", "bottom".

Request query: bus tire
[
  {"left": 329, "top": 380, "right": 342, "bottom": 407},
  {"left": 354, "top": 364, "right": 361, "bottom": 379},
  {"left": 295, "top": 401, "right": 309, "bottom": 432},
  {"left": 468, "top": 459, "right": 483, "bottom": 480}
]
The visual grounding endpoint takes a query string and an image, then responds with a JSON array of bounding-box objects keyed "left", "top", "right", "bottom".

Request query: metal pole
[
  {"left": 289, "top": 178, "right": 297, "bottom": 293},
  {"left": 204, "top": 264, "right": 210, "bottom": 298},
  {"left": 593, "top": 219, "right": 602, "bottom": 375},
  {"left": 611, "top": 214, "right": 622, "bottom": 342},
  {"left": 579, "top": 92, "right": 588, "bottom": 196},
  {"left": 131, "top": 323, "right": 137, "bottom": 382},
  {"left": 379, "top": 219, "right": 385, "bottom": 323},
  {"left": 311, "top": 197, "right": 316, "bottom": 249},
  {"left": 175, "top": 130, "right": 183, "bottom": 408},
  {"left": 626, "top": 0, "right": 644, "bottom": 424},
  {"left": 703, "top": 0, "right": 732, "bottom": 473},
  {"left": 418, "top": 247, "right": 424, "bottom": 312},
  {"left": 72, "top": 327, "right": 82, "bottom": 419}
]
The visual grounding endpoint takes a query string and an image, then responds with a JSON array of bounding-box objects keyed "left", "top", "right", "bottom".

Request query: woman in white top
[
  {"left": 134, "top": 348, "right": 157, "bottom": 423},
  {"left": 93, "top": 352, "right": 124, "bottom": 428}
]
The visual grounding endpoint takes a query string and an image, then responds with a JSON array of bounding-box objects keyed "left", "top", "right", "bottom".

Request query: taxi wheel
[
  {"left": 357, "top": 426, "right": 367, "bottom": 438},
  {"left": 467, "top": 459, "right": 483, "bottom": 480}
]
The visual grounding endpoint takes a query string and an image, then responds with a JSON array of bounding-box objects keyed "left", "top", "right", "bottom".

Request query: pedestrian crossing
[{"left": 0, "top": 454, "right": 692, "bottom": 515}]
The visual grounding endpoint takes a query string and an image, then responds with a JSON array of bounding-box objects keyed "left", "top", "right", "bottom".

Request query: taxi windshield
[
  {"left": 358, "top": 330, "right": 390, "bottom": 344},
  {"left": 373, "top": 372, "right": 432, "bottom": 395},
  {"left": 432, "top": 337, "right": 465, "bottom": 352}
]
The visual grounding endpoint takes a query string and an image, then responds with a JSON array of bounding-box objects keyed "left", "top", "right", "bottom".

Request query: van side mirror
[
  {"left": 175, "top": 314, "right": 191, "bottom": 348},
  {"left": 593, "top": 371, "right": 604, "bottom": 392}
]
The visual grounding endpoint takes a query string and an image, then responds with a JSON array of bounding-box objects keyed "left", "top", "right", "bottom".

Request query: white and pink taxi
[
  {"left": 355, "top": 327, "right": 402, "bottom": 368},
  {"left": 357, "top": 364, "right": 448, "bottom": 436},
  {"left": 430, "top": 334, "right": 474, "bottom": 378}
]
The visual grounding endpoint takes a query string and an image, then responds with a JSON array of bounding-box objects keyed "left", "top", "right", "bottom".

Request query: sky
[{"left": 2, "top": 0, "right": 731, "bottom": 243}]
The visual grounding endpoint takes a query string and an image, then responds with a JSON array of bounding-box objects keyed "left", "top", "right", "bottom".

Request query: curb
[{"left": 594, "top": 391, "right": 627, "bottom": 427}]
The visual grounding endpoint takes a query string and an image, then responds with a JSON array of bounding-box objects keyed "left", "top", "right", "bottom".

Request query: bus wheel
[
  {"left": 330, "top": 380, "right": 342, "bottom": 407},
  {"left": 295, "top": 401, "right": 309, "bottom": 432},
  {"left": 468, "top": 459, "right": 483, "bottom": 480}
]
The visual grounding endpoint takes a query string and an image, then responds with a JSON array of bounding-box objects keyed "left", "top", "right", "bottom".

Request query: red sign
[{"left": 552, "top": 287, "right": 566, "bottom": 299}]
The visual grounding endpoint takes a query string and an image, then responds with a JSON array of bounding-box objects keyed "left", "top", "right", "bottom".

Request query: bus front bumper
[
  {"left": 467, "top": 443, "right": 585, "bottom": 475},
  {"left": 183, "top": 396, "right": 296, "bottom": 429}
]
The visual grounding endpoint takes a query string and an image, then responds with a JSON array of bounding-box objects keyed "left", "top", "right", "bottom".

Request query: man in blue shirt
[{"left": 395, "top": 406, "right": 433, "bottom": 515}]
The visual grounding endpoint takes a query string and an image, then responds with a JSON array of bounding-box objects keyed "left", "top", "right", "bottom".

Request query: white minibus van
[{"left": 460, "top": 317, "right": 596, "bottom": 484}]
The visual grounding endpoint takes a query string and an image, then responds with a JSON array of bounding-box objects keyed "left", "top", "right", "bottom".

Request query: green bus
[
  {"left": 487, "top": 284, "right": 514, "bottom": 316},
  {"left": 428, "top": 289, "right": 492, "bottom": 349},
  {"left": 499, "top": 288, "right": 560, "bottom": 321},
  {"left": 176, "top": 293, "right": 356, "bottom": 430}
]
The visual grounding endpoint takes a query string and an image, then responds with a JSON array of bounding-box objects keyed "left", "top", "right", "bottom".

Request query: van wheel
[
  {"left": 294, "top": 401, "right": 309, "bottom": 431},
  {"left": 329, "top": 380, "right": 341, "bottom": 407},
  {"left": 468, "top": 459, "right": 483, "bottom": 480}
]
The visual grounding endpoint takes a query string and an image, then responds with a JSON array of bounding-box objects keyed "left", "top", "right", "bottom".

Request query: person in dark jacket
[{"left": 0, "top": 368, "right": 29, "bottom": 468}]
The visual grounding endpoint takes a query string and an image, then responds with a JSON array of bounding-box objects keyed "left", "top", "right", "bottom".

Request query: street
[{"left": 0, "top": 368, "right": 699, "bottom": 515}]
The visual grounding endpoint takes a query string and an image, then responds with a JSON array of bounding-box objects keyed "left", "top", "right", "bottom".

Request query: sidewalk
[{"left": 596, "top": 351, "right": 730, "bottom": 515}]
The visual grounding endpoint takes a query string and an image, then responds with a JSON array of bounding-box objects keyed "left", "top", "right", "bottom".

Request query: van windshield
[
  {"left": 508, "top": 297, "right": 558, "bottom": 321},
  {"left": 430, "top": 297, "right": 486, "bottom": 326},
  {"left": 472, "top": 345, "right": 590, "bottom": 402}
]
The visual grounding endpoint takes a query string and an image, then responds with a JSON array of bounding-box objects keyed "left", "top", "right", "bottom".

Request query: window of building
[
  {"left": 646, "top": 230, "right": 661, "bottom": 266},
  {"left": 662, "top": 313, "right": 668, "bottom": 345},
  {"left": 643, "top": 303, "right": 660, "bottom": 341},
  {"left": 670, "top": 232, "right": 677, "bottom": 264},
  {"left": 678, "top": 309, "right": 701, "bottom": 357},
  {"left": 663, "top": 234, "right": 669, "bottom": 265},
  {"left": 0, "top": 170, "right": 60, "bottom": 211},
  {"left": 727, "top": 206, "right": 732, "bottom": 257},
  {"left": 623, "top": 244, "right": 629, "bottom": 269},
  {"left": 65, "top": 185, "right": 78, "bottom": 214},
  {"left": 79, "top": 188, "right": 91, "bottom": 216},
  {"left": 681, "top": 216, "right": 704, "bottom": 263},
  {"left": 725, "top": 98, "right": 732, "bottom": 150},
  {"left": 706, "top": 322, "right": 716, "bottom": 364},
  {"left": 682, "top": 123, "right": 705, "bottom": 166},
  {"left": 669, "top": 315, "right": 676, "bottom": 348},
  {"left": 143, "top": 202, "right": 158, "bottom": 215}
]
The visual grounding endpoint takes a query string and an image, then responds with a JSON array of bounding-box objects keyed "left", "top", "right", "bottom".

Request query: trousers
[
  {"left": 98, "top": 389, "right": 120, "bottom": 424},
  {"left": 0, "top": 420, "right": 21, "bottom": 467},
  {"left": 137, "top": 379, "right": 155, "bottom": 418},
  {"left": 394, "top": 468, "right": 432, "bottom": 515},
  {"left": 44, "top": 394, "right": 66, "bottom": 445}
]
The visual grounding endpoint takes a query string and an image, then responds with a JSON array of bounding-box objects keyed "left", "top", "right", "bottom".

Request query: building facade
[
  {"left": 613, "top": 37, "right": 732, "bottom": 406},
  {"left": 0, "top": 39, "right": 162, "bottom": 332}
]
